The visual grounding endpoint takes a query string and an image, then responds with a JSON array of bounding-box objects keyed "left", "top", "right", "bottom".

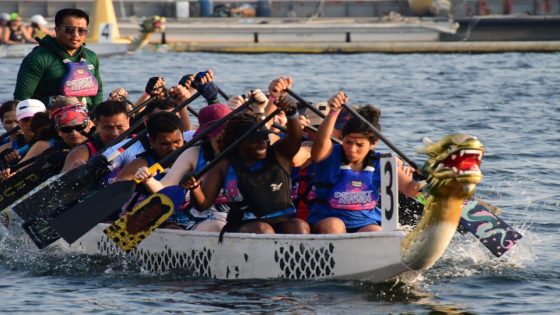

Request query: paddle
[
  {"left": 104, "top": 106, "right": 282, "bottom": 252},
  {"left": 49, "top": 97, "right": 257, "bottom": 245},
  {"left": 0, "top": 147, "right": 68, "bottom": 213},
  {"left": 12, "top": 93, "right": 201, "bottom": 224}
]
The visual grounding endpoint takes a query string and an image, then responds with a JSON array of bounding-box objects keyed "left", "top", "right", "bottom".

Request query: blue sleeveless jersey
[{"left": 308, "top": 144, "right": 382, "bottom": 229}]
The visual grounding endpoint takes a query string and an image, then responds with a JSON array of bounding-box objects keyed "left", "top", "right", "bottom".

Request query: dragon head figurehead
[
  {"left": 140, "top": 15, "right": 166, "bottom": 34},
  {"left": 401, "top": 134, "right": 484, "bottom": 271},
  {"left": 416, "top": 134, "right": 484, "bottom": 199}
]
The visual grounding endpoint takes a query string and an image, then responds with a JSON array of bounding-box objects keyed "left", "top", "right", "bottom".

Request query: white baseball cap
[
  {"left": 16, "top": 99, "right": 47, "bottom": 121},
  {"left": 31, "top": 14, "right": 48, "bottom": 26}
]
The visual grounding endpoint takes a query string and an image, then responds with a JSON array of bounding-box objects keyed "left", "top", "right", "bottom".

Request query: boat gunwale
[{"left": 93, "top": 222, "right": 406, "bottom": 242}]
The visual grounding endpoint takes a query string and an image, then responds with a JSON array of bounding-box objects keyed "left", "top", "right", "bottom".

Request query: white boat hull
[{"left": 64, "top": 223, "right": 409, "bottom": 282}]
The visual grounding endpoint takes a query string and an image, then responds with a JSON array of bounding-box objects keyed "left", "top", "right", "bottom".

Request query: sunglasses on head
[
  {"left": 58, "top": 123, "right": 87, "bottom": 134},
  {"left": 57, "top": 26, "right": 88, "bottom": 36}
]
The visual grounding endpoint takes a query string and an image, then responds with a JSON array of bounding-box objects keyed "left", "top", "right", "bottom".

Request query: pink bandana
[{"left": 51, "top": 104, "right": 89, "bottom": 129}]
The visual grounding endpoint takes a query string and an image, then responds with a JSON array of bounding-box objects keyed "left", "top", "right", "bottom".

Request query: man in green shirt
[{"left": 13, "top": 8, "right": 103, "bottom": 110}]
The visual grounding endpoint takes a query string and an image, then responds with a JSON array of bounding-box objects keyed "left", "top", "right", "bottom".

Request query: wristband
[
  {"left": 328, "top": 109, "right": 340, "bottom": 116},
  {"left": 268, "top": 95, "right": 277, "bottom": 105}
]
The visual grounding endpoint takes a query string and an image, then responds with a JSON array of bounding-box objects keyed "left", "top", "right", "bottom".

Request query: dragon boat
[
  {"left": 0, "top": 0, "right": 164, "bottom": 58},
  {"left": 40, "top": 134, "right": 484, "bottom": 282}
]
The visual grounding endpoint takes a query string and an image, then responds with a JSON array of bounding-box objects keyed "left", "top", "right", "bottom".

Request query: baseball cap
[
  {"left": 16, "top": 99, "right": 47, "bottom": 121},
  {"left": 194, "top": 104, "right": 232, "bottom": 138},
  {"left": 9, "top": 13, "right": 21, "bottom": 21},
  {"left": 306, "top": 101, "right": 330, "bottom": 126},
  {"left": 0, "top": 13, "right": 10, "bottom": 22},
  {"left": 31, "top": 14, "right": 48, "bottom": 26}
]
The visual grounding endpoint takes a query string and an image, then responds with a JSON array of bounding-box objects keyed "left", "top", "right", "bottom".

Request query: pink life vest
[{"left": 60, "top": 58, "right": 99, "bottom": 97}]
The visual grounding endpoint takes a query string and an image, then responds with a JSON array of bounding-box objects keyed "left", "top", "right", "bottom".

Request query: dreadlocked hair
[
  {"left": 219, "top": 111, "right": 261, "bottom": 152},
  {"left": 341, "top": 105, "right": 381, "bottom": 143}
]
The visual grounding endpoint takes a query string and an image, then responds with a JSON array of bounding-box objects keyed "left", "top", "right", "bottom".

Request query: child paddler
[
  {"left": 180, "top": 91, "right": 309, "bottom": 235},
  {"left": 13, "top": 9, "right": 103, "bottom": 110},
  {"left": 308, "top": 92, "right": 421, "bottom": 234}
]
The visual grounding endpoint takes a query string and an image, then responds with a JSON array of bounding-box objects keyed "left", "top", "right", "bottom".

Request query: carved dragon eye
[{"left": 447, "top": 145, "right": 457, "bottom": 153}]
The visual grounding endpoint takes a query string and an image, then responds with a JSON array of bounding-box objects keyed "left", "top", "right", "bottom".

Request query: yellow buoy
[{"left": 87, "top": 0, "right": 130, "bottom": 44}]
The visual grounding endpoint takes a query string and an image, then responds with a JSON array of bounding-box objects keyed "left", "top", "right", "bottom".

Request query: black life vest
[{"left": 228, "top": 146, "right": 293, "bottom": 218}]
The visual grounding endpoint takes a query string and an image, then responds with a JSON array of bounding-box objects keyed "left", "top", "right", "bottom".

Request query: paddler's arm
[
  {"left": 182, "top": 159, "right": 226, "bottom": 211},
  {"left": 397, "top": 158, "right": 423, "bottom": 197},
  {"left": 14, "top": 52, "right": 45, "bottom": 101},
  {"left": 194, "top": 69, "right": 219, "bottom": 105},
  {"left": 311, "top": 91, "right": 347, "bottom": 163},
  {"left": 61, "top": 144, "right": 90, "bottom": 172},
  {"left": 16, "top": 140, "right": 50, "bottom": 171},
  {"left": 116, "top": 158, "right": 148, "bottom": 182},
  {"left": 133, "top": 146, "right": 199, "bottom": 193},
  {"left": 168, "top": 84, "right": 194, "bottom": 131},
  {"left": 266, "top": 76, "right": 293, "bottom": 118},
  {"left": 273, "top": 94, "right": 303, "bottom": 161}
]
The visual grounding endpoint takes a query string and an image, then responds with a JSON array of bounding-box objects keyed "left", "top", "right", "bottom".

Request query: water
[{"left": 0, "top": 51, "right": 559, "bottom": 314}]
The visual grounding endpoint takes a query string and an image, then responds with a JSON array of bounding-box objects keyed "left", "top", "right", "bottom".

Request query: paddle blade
[
  {"left": 21, "top": 218, "right": 61, "bottom": 249},
  {"left": 50, "top": 180, "right": 138, "bottom": 244},
  {"left": 0, "top": 159, "right": 61, "bottom": 210},
  {"left": 460, "top": 200, "right": 523, "bottom": 257},
  {"left": 104, "top": 191, "right": 175, "bottom": 252},
  {"left": 13, "top": 164, "right": 97, "bottom": 222}
]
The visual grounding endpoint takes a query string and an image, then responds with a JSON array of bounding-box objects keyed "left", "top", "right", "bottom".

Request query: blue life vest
[{"left": 308, "top": 144, "right": 382, "bottom": 229}]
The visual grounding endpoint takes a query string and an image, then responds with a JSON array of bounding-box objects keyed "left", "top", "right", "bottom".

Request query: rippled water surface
[{"left": 0, "top": 51, "right": 558, "bottom": 314}]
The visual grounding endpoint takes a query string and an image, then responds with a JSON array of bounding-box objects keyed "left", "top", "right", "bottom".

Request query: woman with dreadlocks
[{"left": 181, "top": 89, "right": 309, "bottom": 235}]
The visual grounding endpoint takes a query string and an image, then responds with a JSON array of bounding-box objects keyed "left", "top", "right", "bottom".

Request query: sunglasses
[
  {"left": 57, "top": 26, "right": 88, "bottom": 36},
  {"left": 59, "top": 123, "right": 87, "bottom": 134}
]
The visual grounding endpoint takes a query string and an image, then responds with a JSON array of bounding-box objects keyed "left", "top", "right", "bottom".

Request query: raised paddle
[
  {"left": 49, "top": 97, "right": 257, "bottom": 245},
  {"left": 104, "top": 107, "right": 283, "bottom": 252},
  {"left": 12, "top": 93, "right": 201, "bottom": 224}
]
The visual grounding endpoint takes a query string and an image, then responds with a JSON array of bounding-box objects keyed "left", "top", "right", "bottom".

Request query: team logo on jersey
[
  {"left": 351, "top": 181, "right": 363, "bottom": 188},
  {"left": 270, "top": 183, "right": 283, "bottom": 191}
]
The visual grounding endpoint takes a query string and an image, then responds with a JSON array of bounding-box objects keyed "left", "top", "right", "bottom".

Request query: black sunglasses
[
  {"left": 57, "top": 26, "right": 88, "bottom": 36},
  {"left": 59, "top": 123, "right": 87, "bottom": 134}
]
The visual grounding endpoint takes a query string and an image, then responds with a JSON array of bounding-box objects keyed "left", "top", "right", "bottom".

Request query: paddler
[
  {"left": 307, "top": 92, "right": 421, "bottom": 234},
  {"left": 180, "top": 78, "right": 309, "bottom": 235},
  {"left": 13, "top": 8, "right": 103, "bottom": 110}
]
